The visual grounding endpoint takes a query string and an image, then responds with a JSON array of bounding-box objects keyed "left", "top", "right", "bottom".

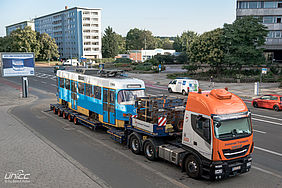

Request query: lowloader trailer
[{"left": 51, "top": 69, "right": 253, "bottom": 180}]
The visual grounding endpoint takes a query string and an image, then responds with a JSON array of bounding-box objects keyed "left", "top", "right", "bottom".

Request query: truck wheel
[
  {"left": 57, "top": 109, "right": 62, "bottom": 117},
  {"left": 53, "top": 107, "right": 57, "bottom": 114},
  {"left": 253, "top": 102, "right": 258, "bottom": 108},
  {"left": 182, "top": 90, "right": 187, "bottom": 96},
  {"left": 144, "top": 140, "right": 157, "bottom": 161},
  {"left": 73, "top": 117, "right": 79, "bottom": 125},
  {"left": 273, "top": 105, "right": 279, "bottom": 112},
  {"left": 185, "top": 155, "right": 201, "bottom": 179},
  {"left": 68, "top": 114, "right": 72, "bottom": 122},
  {"left": 62, "top": 112, "right": 67, "bottom": 119},
  {"left": 130, "top": 135, "right": 141, "bottom": 155},
  {"left": 168, "top": 88, "right": 172, "bottom": 93}
]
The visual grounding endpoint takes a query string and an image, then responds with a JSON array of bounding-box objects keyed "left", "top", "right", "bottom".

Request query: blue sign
[{"left": 1, "top": 53, "right": 35, "bottom": 77}]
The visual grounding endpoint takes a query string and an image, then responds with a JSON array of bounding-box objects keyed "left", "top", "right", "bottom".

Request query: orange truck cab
[{"left": 181, "top": 88, "right": 253, "bottom": 179}]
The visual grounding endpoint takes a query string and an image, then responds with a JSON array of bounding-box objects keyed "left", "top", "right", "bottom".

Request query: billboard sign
[{"left": 1, "top": 53, "right": 35, "bottom": 77}]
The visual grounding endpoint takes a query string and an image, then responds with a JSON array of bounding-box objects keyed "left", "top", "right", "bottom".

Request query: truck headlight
[
  {"left": 215, "top": 169, "right": 223, "bottom": 174},
  {"left": 247, "top": 162, "right": 251, "bottom": 167}
]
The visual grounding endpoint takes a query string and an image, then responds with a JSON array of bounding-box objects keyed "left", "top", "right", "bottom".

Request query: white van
[
  {"left": 168, "top": 78, "right": 199, "bottom": 95},
  {"left": 63, "top": 59, "right": 80, "bottom": 66}
]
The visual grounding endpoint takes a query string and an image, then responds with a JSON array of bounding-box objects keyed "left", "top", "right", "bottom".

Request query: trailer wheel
[
  {"left": 73, "top": 117, "right": 79, "bottom": 125},
  {"left": 185, "top": 155, "right": 201, "bottom": 179},
  {"left": 144, "top": 139, "right": 157, "bottom": 161},
  {"left": 130, "top": 135, "right": 141, "bottom": 155},
  {"left": 68, "top": 114, "right": 72, "bottom": 122},
  {"left": 57, "top": 109, "right": 62, "bottom": 117},
  {"left": 62, "top": 111, "right": 67, "bottom": 119}
]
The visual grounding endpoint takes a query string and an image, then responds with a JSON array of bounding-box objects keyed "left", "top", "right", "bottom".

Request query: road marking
[
  {"left": 77, "top": 130, "right": 190, "bottom": 188},
  {"left": 51, "top": 84, "right": 57, "bottom": 87},
  {"left": 252, "top": 166, "right": 282, "bottom": 179},
  {"left": 255, "top": 146, "right": 282, "bottom": 157},
  {"left": 252, "top": 113, "right": 282, "bottom": 121},
  {"left": 253, "top": 129, "right": 266, "bottom": 134},
  {"left": 41, "top": 81, "right": 47, "bottom": 84},
  {"left": 252, "top": 118, "right": 282, "bottom": 126}
]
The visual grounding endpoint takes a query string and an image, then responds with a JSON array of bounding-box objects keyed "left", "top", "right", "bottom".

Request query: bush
[
  {"left": 144, "top": 58, "right": 159, "bottom": 66},
  {"left": 114, "top": 58, "right": 132, "bottom": 64}
]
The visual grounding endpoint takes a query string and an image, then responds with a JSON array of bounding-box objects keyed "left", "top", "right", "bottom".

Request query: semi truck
[{"left": 51, "top": 68, "right": 253, "bottom": 180}]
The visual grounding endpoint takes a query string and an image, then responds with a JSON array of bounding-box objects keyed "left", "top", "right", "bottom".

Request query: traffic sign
[{"left": 262, "top": 68, "right": 267, "bottom": 74}]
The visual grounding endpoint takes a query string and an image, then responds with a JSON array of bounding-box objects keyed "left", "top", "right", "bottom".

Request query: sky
[{"left": 0, "top": 0, "right": 236, "bottom": 37}]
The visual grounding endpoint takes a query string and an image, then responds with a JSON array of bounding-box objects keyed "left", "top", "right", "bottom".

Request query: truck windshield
[
  {"left": 117, "top": 90, "right": 145, "bottom": 105},
  {"left": 214, "top": 117, "right": 252, "bottom": 140}
]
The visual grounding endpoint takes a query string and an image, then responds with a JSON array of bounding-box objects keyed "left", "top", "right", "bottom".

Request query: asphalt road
[{"left": 4, "top": 67, "right": 282, "bottom": 188}]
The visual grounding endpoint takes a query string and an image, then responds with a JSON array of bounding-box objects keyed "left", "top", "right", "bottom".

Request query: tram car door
[{"left": 103, "top": 88, "right": 116, "bottom": 125}]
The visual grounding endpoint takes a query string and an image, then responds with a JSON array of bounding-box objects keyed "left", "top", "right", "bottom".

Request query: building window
[
  {"left": 264, "top": 1, "right": 277, "bottom": 8},
  {"left": 279, "top": 2, "right": 282, "bottom": 8},
  {"left": 263, "top": 16, "right": 274, "bottom": 24},
  {"left": 277, "top": 17, "right": 282, "bottom": 23},
  {"left": 249, "top": 2, "right": 258, "bottom": 9}
]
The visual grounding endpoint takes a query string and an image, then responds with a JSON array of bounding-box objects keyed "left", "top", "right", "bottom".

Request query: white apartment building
[
  {"left": 33, "top": 6, "right": 102, "bottom": 59},
  {"left": 6, "top": 20, "right": 35, "bottom": 36}
]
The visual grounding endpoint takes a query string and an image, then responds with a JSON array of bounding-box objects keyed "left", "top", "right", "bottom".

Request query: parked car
[
  {"left": 53, "top": 65, "right": 65, "bottom": 74},
  {"left": 63, "top": 59, "right": 80, "bottom": 66},
  {"left": 168, "top": 78, "right": 199, "bottom": 95},
  {"left": 252, "top": 94, "right": 282, "bottom": 111}
]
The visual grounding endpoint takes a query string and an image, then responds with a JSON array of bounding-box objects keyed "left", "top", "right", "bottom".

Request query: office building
[
  {"left": 34, "top": 7, "right": 102, "bottom": 59},
  {"left": 236, "top": 0, "right": 282, "bottom": 62},
  {"left": 6, "top": 20, "right": 35, "bottom": 36},
  {"left": 129, "top": 49, "right": 176, "bottom": 62}
]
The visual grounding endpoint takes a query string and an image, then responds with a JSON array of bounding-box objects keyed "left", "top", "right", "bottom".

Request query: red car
[{"left": 252, "top": 94, "right": 282, "bottom": 111}]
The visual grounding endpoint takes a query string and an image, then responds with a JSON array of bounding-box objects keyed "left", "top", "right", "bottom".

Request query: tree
[
  {"left": 37, "top": 33, "right": 59, "bottom": 61},
  {"left": 115, "top": 34, "right": 126, "bottom": 54},
  {"left": 0, "top": 36, "right": 12, "bottom": 52},
  {"left": 102, "top": 26, "right": 120, "bottom": 58},
  {"left": 188, "top": 28, "right": 224, "bottom": 75},
  {"left": 223, "top": 16, "right": 268, "bottom": 71},
  {"left": 173, "top": 31, "right": 198, "bottom": 52},
  {"left": 126, "top": 28, "right": 156, "bottom": 50},
  {"left": 9, "top": 26, "right": 41, "bottom": 58}
]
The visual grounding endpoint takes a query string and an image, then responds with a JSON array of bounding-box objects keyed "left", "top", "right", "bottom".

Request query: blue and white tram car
[{"left": 56, "top": 69, "right": 145, "bottom": 128}]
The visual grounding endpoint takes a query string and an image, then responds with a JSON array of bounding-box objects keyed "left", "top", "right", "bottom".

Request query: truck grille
[{"left": 222, "top": 145, "right": 249, "bottom": 159}]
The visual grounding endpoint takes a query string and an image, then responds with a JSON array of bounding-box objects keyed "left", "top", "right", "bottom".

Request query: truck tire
[
  {"left": 57, "top": 109, "right": 62, "bottom": 117},
  {"left": 182, "top": 90, "right": 187, "bottom": 96},
  {"left": 273, "top": 105, "right": 279, "bottom": 111},
  {"left": 73, "top": 117, "right": 79, "bottom": 125},
  {"left": 62, "top": 111, "right": 67, "bottom": 119},
  {"left": 253, "top": 102, "right": 258, "bottom": 108},
  {"left": 68, "top": 114, "right": 72, "bottom": 122},
  {"left": 53, "top": 107, "right": 57, "bottom": 114},
  {"left": 168, "top": 88, "right": 172, "bottom": 93},
  {"left": 144, "top": 139, "right": 157, "bottom": 161},
  {"left": 185, "top": 155, "right": 201, "bottom": 179},
  {"left": 129, "top": 135, "right": 141, "bottom": 155}
]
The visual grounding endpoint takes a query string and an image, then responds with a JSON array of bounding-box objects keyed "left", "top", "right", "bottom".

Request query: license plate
[{"left": 232, "top": 166, "right": 241, "bottom": 171}]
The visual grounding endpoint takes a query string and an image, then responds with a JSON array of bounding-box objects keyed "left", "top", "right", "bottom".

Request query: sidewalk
[
  {"left": 0, "top": 79, "right": 104, "bottom": 187},
  {"left": 128, "top": 72, "right": 282, "bottom": 99}
]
